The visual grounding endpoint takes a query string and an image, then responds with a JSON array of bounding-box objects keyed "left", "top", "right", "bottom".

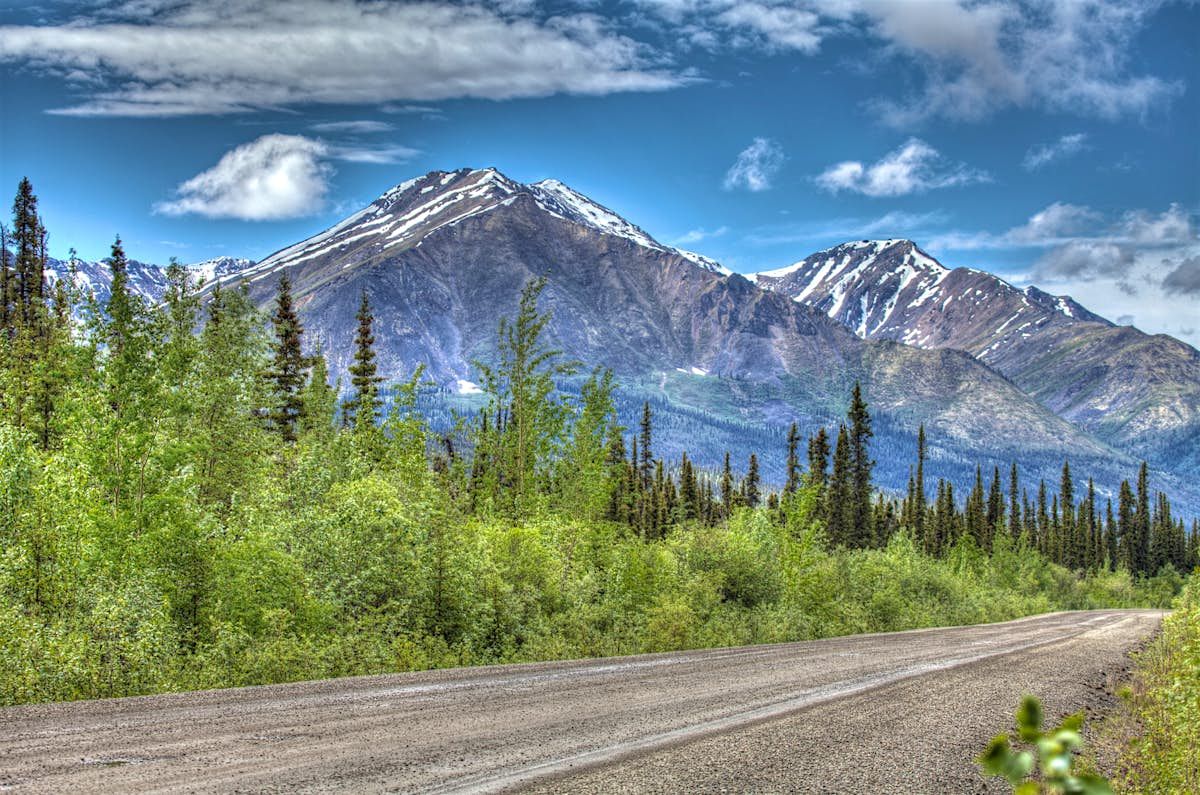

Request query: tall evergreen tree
[
  {"left": 720, "top": 451, "right": 734, "bottom": 516},
  {"left": 744, "top": 453, "right": 761, "bottom": 509},
  {"left": 913, "top": 423, "right": 926, "bottom": 539},
  {"left": 638, "top": 401, "right": 653, "bottom": 489},
  {"left": 827, "top": 424, "right": 852, "bottom": 546},
  {"left": 1135, "top": 462, "right": 1150, "bottom": 575},
  {"left": 784, "top": 422, "right": 800, "bottom": 495},
  {"left": 1008, "top": 462, "right": 1021, "bottom": 539},
  {"left": 11, "top": 178, "right": 47, "bottom": 332},
  {"left": 846, "top": 383, "right": 874, "bottom": 547},
  {"left": 1059, "top": 461, "right": 1075, "bottom": 562},
  {"left": 265, "top": 274, "right": 307, "bottom": 443},
  {"left": 344, "top": 289, "right": 384, "bottom": 428},
  {"left": 986, "top": 466, "right": 1004, "bottom": 535}
]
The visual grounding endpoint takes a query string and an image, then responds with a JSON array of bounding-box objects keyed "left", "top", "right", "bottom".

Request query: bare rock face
[{"left": 752, "top": 240, "right": 1200, "bottom": 474}]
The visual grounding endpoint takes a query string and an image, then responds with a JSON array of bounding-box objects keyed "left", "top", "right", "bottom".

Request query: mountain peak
[{"left": 248, "top": 168, "right": 733, "bottom": 281}]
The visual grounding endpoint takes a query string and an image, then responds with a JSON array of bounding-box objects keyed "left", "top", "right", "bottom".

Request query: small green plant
[{"left": 979, "top": 695, "right": 1113, "bottom": 794}]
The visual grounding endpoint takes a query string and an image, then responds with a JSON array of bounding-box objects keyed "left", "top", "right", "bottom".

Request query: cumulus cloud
[
  {"left": 0, "top": 0, "right": 683, "bottom": 116},
  {"left": 1119, "top": 204, "right": 1196, "bottom": 245},
  {"left": 1006, "top": 202, "right": 1102, "bottom": 244},
  {"left": 155, "top": 134, "right": 345, "bottom": 220},
  {"left": 713, "top": 3, "right": 822, "bottom": 53},
  {"left": 724, "top": 138, "right": 785, "bottom": 192},
  {"left": 815, "top": 138, "right": 987, "bottom": 197},
  {"left": 1035, "top": 240, "right": 1135, "bottom": 280},
  {"left": 1022, "top": 133, "right": 1089, "bottom": 171},
  {"left": 1162, "top": 255, "right": 1200, "bottom": 297}
]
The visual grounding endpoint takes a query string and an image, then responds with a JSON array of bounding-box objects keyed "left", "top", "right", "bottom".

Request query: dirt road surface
[{"left": 0, "top": 610, "right": 1162, "bottom": 794}]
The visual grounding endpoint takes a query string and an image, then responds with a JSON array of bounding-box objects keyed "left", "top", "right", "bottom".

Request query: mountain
[
  {"left": 750, "top": 240, "right": 1200, "bottom": 472},
  {"left": 224, "top": 167, "right": 1151, "bottom": 503},
  {"left": 44, "top": 254, "right": 255, "bottom": 307}
]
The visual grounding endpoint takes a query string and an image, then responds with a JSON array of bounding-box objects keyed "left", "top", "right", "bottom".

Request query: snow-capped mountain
[
  {"left": 751, "top": 240, "right": 1200, "bottom": 465},
  {"left": 237, "top": 168, "right": 729, "bottom": 287},
  {"left": 750, "top": 239, "right": 1108, "bottom": 355},
  {"left": 220, "top": 167, "right": 1146, "bottom": 501},
  {"left": 44, "top": 255, "right": 255, "bottom": 307}
]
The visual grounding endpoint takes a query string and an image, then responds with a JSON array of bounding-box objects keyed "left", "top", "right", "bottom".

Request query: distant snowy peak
[
  {"left": 189, "top": 256, "right": 256, "bottom": 286},
  {"left": 750, "top": 238, "right": 1112, "bottom": 364},
  {"left": 250, "top": 168, "right": 733, "bottom": 279},
  {"left": 44, "top": 254, "right": 256, "bottom": 306}
]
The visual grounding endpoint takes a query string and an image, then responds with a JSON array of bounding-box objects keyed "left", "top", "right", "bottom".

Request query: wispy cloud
[
  {"left": 1022, "top": 132, "right": 1089, "bottom": 170},
  {"left": 673, "top": 225, "right": 729, "bottom": 245},
  {"left": 815, "top": 138, "right": 988, "bottom": 197},
  {"left": 724, "top": 137, "right": 784, "bottom": 192},
  {"left": 1, "top": 0, "right": 684, "bottom": 117},
  {"left": 747, "top": 209, "right": 949, "bottom": 246},
  {"left": 309, "top": 120, "right": 394, "bottom": 134},
  {"left": 628, "top": 0, "right": 1180, "bottom": 125}
]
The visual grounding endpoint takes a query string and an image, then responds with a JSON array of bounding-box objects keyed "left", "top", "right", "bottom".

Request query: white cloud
[
  {"left": 1006, "top": 202, "right": 1101, "bottom": 244},
  {"left": 1119, "top": 204, "right": 1196, "bottom": 245},
  {"left": 714, "top": 3, "right": 822, "bottom": 53},
  {"left": 326, "top": 143, "right": 420, "bottom": 165},
  {"left": 1162, "top": 255, "right": 1200, "bottom": 297},
  {"left": 673, "top": 225, "right": 729, "bottom": 245},
  {"left": 724, "top": 137, "right": 785, "bottom": 192},
  {"left": 815, "top": 138, "right": 987, "bottom": 197},
  {"left": 853, "top": 0, "right": 1180, "bottom": 126},
  {"left": 1022, "top": 133, "right": 1088, "bottom": 171},
  {"left": 155, "top": 134, "right": 334, "bottom": 220},
  {"left": 309, "top": 120, "right": 394, "bottom": 134},
  {"left": 0, "top": 0, "right": 684, "bottom": 117}
]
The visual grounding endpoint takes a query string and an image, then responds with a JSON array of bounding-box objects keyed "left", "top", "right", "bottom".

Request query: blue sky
[{"left": 1, "top": 0, "right": 1197, "bottom": 344}]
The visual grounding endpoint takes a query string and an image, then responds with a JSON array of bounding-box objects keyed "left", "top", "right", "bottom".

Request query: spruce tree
[
  {"left": 639, "top": 401, "right": 653, "bottom": 489},
  {"left": 846, "top": 383, "right": 874, "bottom": 547},
  {"left": 827, "top": 424, "right": 852, "bottom": 546},
  {"left": 986, "top": 466, "right": 1003, "bottom": 534},
  {"left": 344, "top": 289, "right": 384, "bottom": 428},
  {"left": 914, "top": 424, "right": 926, "bottom": 539},
  {"left": 1059, "top": 461, "right": 1075, "bottom": 565},
  {"left": 0, "top": 223, "right": 12, "bottom": 337},
  {"left": 1135, "top": 462, "right": 1150, "bottom": 575},
  {"left": 1008, "top": 462, "right": 1021, "bottom": 539},
  {"left": 265, "top": 274, "right": 307, "bottom": 442},
  {"left": 11, "top": 178, "right": 47, "bottom": 332},
  {"left": 721, "top": 451, "right": 733, "bottom": 517},
  {"left": 744, "top": 453, "right": 760, "bottom": 509},
  {"left": 1118, "top": 479, "right": 1137, "bottom": 572},
  {"left": 785, "top": 422, "right": 800, "bottom": 495}
]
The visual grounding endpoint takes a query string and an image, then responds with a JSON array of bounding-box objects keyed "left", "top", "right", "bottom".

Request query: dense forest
[{"left": 1, "top": 179, "right": 1195, "bottom": 706}]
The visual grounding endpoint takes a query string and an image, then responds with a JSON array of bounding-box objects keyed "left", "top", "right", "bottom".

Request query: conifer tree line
[{"left": 1, "top": 179, "right": 1195, "bottom": 706}]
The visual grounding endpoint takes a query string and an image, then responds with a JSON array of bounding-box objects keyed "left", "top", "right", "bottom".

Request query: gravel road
[{"left": 0, "top": 609, "right": 1162, "bottom": 794}]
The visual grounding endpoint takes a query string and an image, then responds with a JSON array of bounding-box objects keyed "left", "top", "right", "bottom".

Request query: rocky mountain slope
[
  {"left": 751, "top": 240, "right": 1200, "bottom": 469},
  {"left": 216, "top": 167, "right": 1141, "bottom": 500}
]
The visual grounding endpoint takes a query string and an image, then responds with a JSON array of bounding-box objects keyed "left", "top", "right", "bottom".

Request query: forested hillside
[{"left": 1, "top": 180, "right": 1195, "bottom": 706}]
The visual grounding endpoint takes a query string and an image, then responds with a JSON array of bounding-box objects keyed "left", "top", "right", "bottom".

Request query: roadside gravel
[{"left": 0, "top": 610, "right": 1162, "bottom": 794}]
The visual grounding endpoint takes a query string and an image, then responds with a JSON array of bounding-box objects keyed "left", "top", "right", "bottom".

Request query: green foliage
[
  {"left": 1112, "top": 580, "right": 1200, "bottom": 793},
  {"left": 980, "top": 695, "right": 1114, "bottom": 794},
  {"left": 0, "top": 186, "right": 1193, "bottom": 709}
]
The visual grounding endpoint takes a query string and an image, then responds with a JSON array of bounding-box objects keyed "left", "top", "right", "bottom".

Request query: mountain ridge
[{"left": 749, "top": 239, "right": 1200, "bottom": 467}]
